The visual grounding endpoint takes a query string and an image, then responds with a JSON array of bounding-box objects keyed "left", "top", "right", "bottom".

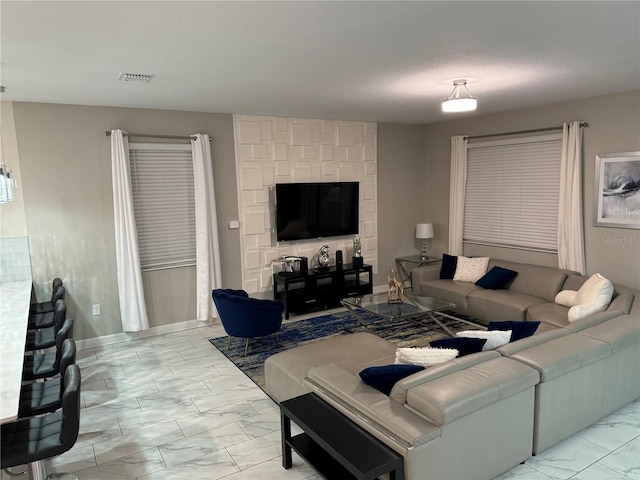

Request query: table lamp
[{"left": 416, "top": 223, "right": 434, "bottom": 261}]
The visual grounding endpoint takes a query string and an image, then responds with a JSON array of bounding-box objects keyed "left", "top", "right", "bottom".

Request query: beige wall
[
  {"left": 10, "top": 102, "right": 240, "bottom": 340},
  {"left": 424, "top": 90, "right": 640, "bottom": 289},
  {"left": 376, "top": 123, "right": 428, "bottom": 285},
  {"left": 6, "top": 91, "right": 638, "bottom": 342}
]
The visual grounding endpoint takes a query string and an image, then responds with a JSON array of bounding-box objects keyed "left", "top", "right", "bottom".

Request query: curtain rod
[
  {"left": 105, "top": 131, "right": 211, "bottom": 141},
  {"left": 464, "top": 122, "right": 588, "bottom": 141}
]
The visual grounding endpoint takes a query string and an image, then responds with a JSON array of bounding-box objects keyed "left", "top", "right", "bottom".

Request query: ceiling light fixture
[
  {"left": 442, "top": 79, "right": 477, "bottom": 113},
  {"left": 118, "top": 72, "right": 154, "bottom": 83}
]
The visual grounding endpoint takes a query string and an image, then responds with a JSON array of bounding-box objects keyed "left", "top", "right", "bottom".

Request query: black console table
[
  {"left": 273, "top": 263, "right": 372, "bottom": 319},
  {"left": 281, "top": 393, "right": 404, "bottom": 479}
]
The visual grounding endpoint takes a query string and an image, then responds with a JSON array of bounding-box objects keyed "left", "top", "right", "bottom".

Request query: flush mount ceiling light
[
  {"left": 442, "top": 79, "right": 477, "bottom": 113},
  {"left": 118, "top": 72, "right": 154, "bottom": 83}
]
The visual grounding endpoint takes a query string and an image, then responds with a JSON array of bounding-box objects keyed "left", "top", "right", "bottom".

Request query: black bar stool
[
  {"left": 25, "top": 300, "right": 67, "bottom": 351},
  {"left": 30, "top": 278, "right": 63, "bottom": 315},
  {"left": 2, "top": 364, "right": 81, "bottom": 480},
  {"left": 23, "top": 319, "right": 74, "bottom": 381},
  {"left": 28, "top": 286, "right": 66, "bottom": 330},
  {"left": 19, "top": 339, "right": 77, "bottom": 418}
]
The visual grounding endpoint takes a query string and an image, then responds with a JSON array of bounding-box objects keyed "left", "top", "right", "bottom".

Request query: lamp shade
[{"left": 416, "top": 223, "right": 434, "bottom": 239}]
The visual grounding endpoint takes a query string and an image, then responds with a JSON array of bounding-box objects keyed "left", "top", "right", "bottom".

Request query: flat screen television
[{"left": 275, "top": 182, "right": 359, "bottom": 242}]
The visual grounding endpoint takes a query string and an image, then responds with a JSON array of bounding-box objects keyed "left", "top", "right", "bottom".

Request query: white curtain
[
  {"left": 558, "top": 122, "right": 586, "bottom": 274},
  {"left": 110, "top": 129, "right": 149, "bottom": 332},
  {"left": 448, "top": 135, "right": 468, "bottom": 255},
  {"left": 191, "top": 134, "right": 222, "bottom": 322}
]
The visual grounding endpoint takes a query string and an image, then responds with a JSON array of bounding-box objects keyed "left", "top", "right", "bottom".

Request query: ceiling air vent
[{"left": 118, "top": 72, "right": 154, "bottom": 83}]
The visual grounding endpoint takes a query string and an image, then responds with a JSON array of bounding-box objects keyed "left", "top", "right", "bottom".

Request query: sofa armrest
[
  {"left": 390, "top": 351, "right": 500, "bottom": 404},
  {"left": 411, "top": 264, "right": 441, "bottom": 293},
  {"left": 305, "top": 363, "right": 440, "bottom": 448}
]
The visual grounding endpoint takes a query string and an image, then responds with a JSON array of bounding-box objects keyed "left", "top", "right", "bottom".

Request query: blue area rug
[{"left": 209, "top": 309, "right": 481, "bottom": 390}]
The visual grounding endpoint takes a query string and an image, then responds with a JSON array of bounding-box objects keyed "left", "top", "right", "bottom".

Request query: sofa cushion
[
  {"left": 506, "top": 334, "right": 610, "bottom": 382},
  {"left": 264, "top": 332, "right": 397, "bottom": 402},
  {"left": 488, "top": 321, "right": 540, "bottom": 342},
  {"left": 406, "top": 357, "right": 539, "bottom": 426},
  {"left": 439, "top": 254, "right": 458, "bottom": 279},
  {"left": 467, "top": 289, "right": 547, "bottom": 322},
  {"left": 456, "top": 330, "right": 512, "bottom": 350},
  {"left": 359, "top": 364, "right": 425, "bottom": 395},
  {"left": 420, "top": 279, "right": 483, "bottom": 310},
  {"left": 526, "top": 302, "right": 571, "bottom": 327},
  {"left": 453, "top": 256, "right": 490, "bottom": 282},
  {"left": 506, "top": 263, "right": 572, "bottom": 302},
  {"left": 475, "top": 266, "right": 518, "bottom": 290},
  {"left": 430, "top": 337, "right": 487, "bottom": 356},
  {"left": 395, "top": 347, "right": 459, "bottom": 367}
]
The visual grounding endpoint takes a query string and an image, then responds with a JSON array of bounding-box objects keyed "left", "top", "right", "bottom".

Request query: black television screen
[{"left": 276, "top": 182, "right": 359, "bottom": 242}]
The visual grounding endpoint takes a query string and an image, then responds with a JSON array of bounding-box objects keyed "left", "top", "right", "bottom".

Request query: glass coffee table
[{"left": 341, "top": 291, "right": 477, "bottom": 336}]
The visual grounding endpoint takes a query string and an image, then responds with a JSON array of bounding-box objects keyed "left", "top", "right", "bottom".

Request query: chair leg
[
  {"left": 244, "top": 338, "right": 250, "bottom": 357},
  {"left": 275, "top": 332, "right": 280, "bottom": 346}
]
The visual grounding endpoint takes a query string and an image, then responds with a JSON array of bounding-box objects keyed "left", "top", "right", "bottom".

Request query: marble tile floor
[{"left": 4, "top": 320, "right": 638, "bottom": 480}]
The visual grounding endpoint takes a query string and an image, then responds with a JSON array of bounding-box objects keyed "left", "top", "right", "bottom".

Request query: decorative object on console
[
  {"left": 387, "top": 268, "right": 403, "bottom": 304},
  {"left": 317, "top": 245, "right": 330, "bottom": 270},
  {"left": 442, "top": 79, "right": 477, "bottom": 113},
  {"left": 352, "top": 237, "right": 363, "bottom": 267},
  {"left": 416, "top": 223, "right": 434, "bottom": 261},
  {"left": 335, "top": 249, "right": 343, "bottom": 269}
]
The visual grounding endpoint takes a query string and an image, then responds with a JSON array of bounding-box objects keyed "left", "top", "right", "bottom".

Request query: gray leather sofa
[
  {"left": 411, "top": 258, "right": 635, "bottom": 332},
  {"left": 265, "top": 259, "right": 639, "bottom": 480}
]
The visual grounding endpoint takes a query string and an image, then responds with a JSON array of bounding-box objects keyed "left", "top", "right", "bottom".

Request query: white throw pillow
[
  {"left": 566, "top": 273, "right": 614, "bottom": 322},
  {"left": 575, "top": 273, "right": 614, "bottom": 306},
  {"left": 456, "top": 330, "right": 512, "bottom": 350},
  {"left": 395, "top": 347, "right": 458, "bottom": 367},
  {"left": 452, "top": 256, "right": 490, "bottom": 283},
  {"left": 555, "top": 290, "right": 578, "bottom": 307}
]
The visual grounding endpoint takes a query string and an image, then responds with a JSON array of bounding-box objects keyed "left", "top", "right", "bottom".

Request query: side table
[{"left": 281, "top": 393, "right": 404, "bottom": 479}]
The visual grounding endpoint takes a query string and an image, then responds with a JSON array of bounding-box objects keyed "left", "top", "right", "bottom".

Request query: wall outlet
[{"left": 92, "top": 304, "right": 101, "bottom": 316}]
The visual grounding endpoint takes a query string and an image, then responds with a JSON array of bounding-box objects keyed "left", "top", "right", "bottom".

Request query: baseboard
[{"left": 76, "top": 319, "right": 207, "bottom": 350}]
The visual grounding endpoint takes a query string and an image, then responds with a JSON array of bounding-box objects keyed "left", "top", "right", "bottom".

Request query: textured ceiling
[{"left": 1, "top": 1, "right": 639, "bottom": 124}]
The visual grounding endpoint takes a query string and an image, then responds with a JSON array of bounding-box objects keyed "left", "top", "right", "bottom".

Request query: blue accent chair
[{"left": 212, "top": 289, "right": 285, "bottom": 356}]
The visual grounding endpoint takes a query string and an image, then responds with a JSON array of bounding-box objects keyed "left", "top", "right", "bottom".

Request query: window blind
[
  {"left": 464, "top": 135, "right": 562, "bottom": 252},
  {"left": 129, "top": 143, "right": 196, "bottom": 270}
]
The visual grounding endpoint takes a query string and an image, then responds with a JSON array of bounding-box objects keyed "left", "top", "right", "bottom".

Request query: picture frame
[{"left": 594, "top": 151, "right": 640, "bottom": 229}]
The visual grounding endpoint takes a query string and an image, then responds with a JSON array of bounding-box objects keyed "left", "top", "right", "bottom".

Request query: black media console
[{"left": 273, "top": 263, "right": 373, "bottom": 319}]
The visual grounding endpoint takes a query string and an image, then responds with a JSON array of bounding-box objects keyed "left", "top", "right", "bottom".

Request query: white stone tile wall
[
  {"left": 0, "top": 236, "right": 31, "bottom": 283},
  {"left": 233, "top": 115, "right": 378, "bottom": 294}
]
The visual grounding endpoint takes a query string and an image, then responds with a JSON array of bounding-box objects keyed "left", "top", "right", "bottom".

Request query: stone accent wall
[{"left": 233, "top": 115, "right": 378, "bottom": 294}]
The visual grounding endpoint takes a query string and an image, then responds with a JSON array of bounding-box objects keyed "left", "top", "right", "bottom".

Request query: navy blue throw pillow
[
  {"left": 359, "top": 364, "right": 425, "bottom": 395},
  {"left": 488, "top": 321, "right": 540, "bottom": 342},
  {"left": 429, "top": 337, "right": 487, "bottom": 356},
  {"left": 475, "top": 266, "right": 518, "bottom": 290},
  {"left": 440, "top": 254, "right": 458, "bottom": 279}
]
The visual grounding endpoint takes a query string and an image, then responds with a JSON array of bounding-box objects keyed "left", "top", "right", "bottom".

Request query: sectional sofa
[{"left": 265, "top": 258, "right": 640, "bottom": 480}]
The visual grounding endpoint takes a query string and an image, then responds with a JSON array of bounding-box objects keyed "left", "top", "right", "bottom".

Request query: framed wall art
[{"left": 594, "top": 151, "right": 640, "bottom": 229}]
